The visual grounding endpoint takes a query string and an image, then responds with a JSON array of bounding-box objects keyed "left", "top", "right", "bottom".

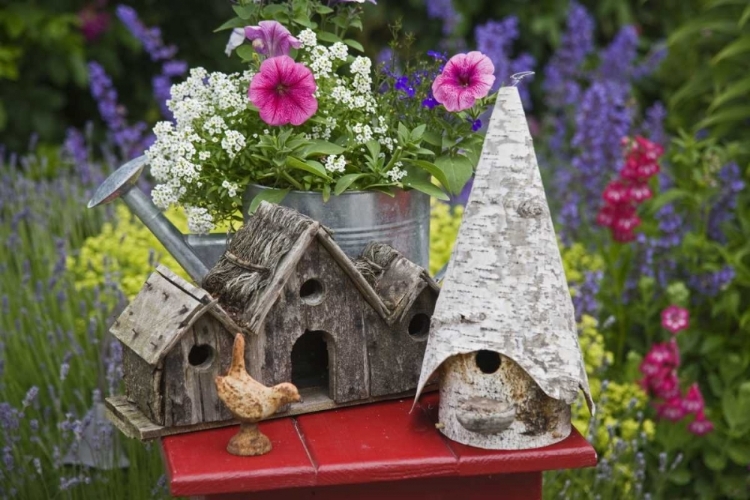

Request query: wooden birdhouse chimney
[{"left": 413, "top": 87, "right": 593, "bottom": 450}]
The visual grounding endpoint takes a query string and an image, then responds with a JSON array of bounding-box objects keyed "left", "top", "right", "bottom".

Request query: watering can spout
[{"left": 87, "top": 155, "right": 210, "bottom": 283}]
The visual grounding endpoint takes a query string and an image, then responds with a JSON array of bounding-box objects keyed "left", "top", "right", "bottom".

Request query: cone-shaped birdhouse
[{"left": 414, "top": 87, "right": 593, "bottom": 450}]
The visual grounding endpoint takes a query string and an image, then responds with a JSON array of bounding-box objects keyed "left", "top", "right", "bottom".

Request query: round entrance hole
[
  {"left": 300, "top": 279, "right": 324, "bottom": 305},
  {"left": 475, "top": 350, "right": 501, "bottom": 374},
  {"left": 188, "top": 344, "right": 214, "bottom": 368},
  {"left": 408, "top": 313, "right": 431, "bottom": 339}
]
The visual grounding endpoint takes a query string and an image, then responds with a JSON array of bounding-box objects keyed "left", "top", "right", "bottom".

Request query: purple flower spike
[{"left": 244, "top": 21, "right": 301, "bottom": 58}]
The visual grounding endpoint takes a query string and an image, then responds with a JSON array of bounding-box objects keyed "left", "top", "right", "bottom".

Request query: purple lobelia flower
[
  {"left": 559, "top": 80, "right": 633, "bottom": 232},
  {"left": 633, "top": 45, "right": 667, "bottom": 80},
  {"left": 543, "top": 1, "right": 595, "bottom": 110},
  {"left": 598, "top": 25, "right": 639, "bottom": 83},
  {"left": 572, "top": 270, "right": 603, "bottom": 320},
  {"left": 426, "top": 0, "right": 461, "bottom": 36},
  {"left": 244, "top": 21, "right": 302, "bottom": 58},
  {"left": 708, "top": 162, "right": 745, "bottom": 242},
  {"left": 88, "top": 61, "right": 152, "bottom": 158},
  {"left": 115, "top": 5, "right": 177, "bottom": 61},
  {"left": 689, "top": 266, "right": 735, "bottom": 298},
  {"left": 474, "top": 16, "right": 536, "bottom": 108}
]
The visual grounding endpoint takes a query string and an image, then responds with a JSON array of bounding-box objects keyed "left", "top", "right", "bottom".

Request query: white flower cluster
[
  {"left": 298, "top": 29, "right": 317, "bottom": 48},
  {"left": 324, "top": 155, "right": 347, "bottom": 173},
  {"left": 352, "top": 123, "right": 373, "bottom": 144},
  {"left": 146, "top": 67, "right": 253, "bottom": 233},
  {"left": 221, "top": 180, "right": 239, "bottom": 197},
  {"left": 221, "top": 130, "right": 246, "bottom": 159},
  {"left": 386, "top": 162, "right": 407, "bottom": 182},
  {"left": 185, "top": 206, "right": 215, "bottom": 234}
]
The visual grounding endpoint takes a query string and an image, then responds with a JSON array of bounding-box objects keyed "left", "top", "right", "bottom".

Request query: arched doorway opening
[{"left": 291, "top": 330, "right": 332, "bottom": 399}]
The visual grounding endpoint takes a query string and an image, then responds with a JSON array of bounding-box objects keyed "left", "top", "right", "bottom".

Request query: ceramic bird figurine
[{"left": 215, "top": 333, "right": 301, "bottom": 456}]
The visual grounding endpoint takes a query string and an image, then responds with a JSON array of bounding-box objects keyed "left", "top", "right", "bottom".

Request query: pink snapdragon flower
[
  {"left": 244, "top": 21, "right": 301, "bottom": 58},
  {"left": 249, "top": 56, "right": 318, "bottom": 126},
  {"left": 431, "top": 51, "right": 495, "bottom": 112},
  {"left": 681, "top": 383, "right": 705, "bottom": 414},
  {"left": 661, "top": 305, "right": 689, "bottom": 334},
  {"left": 688, "top": 410, "right": 715, "bottom": 436},
  {"left": 656, "top": 397, "right": 687, "bottom": 422}
]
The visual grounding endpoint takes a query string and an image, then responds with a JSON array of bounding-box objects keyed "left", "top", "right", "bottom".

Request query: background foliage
[{"left": 2, "top": 0, "right": 750, "bottom": 498}]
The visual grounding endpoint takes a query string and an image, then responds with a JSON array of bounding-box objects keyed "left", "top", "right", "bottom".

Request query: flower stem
[{"left": 281, "top": 171, "right": 304, "bottom": 190}]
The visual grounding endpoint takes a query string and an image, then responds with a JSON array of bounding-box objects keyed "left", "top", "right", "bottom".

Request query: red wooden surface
[{"left": 161, "top": 394, "right": 597, "bottom": 499}]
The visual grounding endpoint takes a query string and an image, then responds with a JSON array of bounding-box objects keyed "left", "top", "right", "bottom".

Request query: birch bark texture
[{"left": 414, "top": 87, "right": 593, "bottom": 447}]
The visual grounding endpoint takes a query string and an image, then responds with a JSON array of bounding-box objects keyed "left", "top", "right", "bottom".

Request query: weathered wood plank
[
  {"left": 110, "top": 271, "right": 203, "bottom": 366},
  {"left": 261, "top": 239, "right": 369, "bottom": 404},
  {"left": 246, "top": 222, "right": 320, "bottom": 334},
  {"left": 105, "top": 386, "right": 434, "bottom": 441},
  {"left": 122, "top": 346, "right": 163, "bottom": 424},
  {"left": 366, "top": 287, "right": 435, "bottom": 397}
]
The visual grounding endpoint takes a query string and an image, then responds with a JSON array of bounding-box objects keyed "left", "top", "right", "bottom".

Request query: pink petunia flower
[
  {"left": 688, "top": 410, "right": 714, "bottom": 436},
  {"left": 661, "top": 305, "right": 689, "bottom": 334},
  {"left": 681, "top": 383, "right": 705, "bottom": 414},
  {"left": 244, "top": 21, "right": 301, "bottom": 58},
  {"left": 431, "top": 51, "right": 495, "bottom": 112},
  {"left": 249, "top": 56, "right": 318, "bottom": 127}
]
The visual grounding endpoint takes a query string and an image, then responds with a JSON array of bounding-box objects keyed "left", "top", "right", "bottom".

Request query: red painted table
[{"left": 161, "top": 393, "right": 597, "bottom": 499}]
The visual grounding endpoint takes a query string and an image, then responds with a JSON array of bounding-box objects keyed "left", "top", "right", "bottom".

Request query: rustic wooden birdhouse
[
  {"left": 203, "top": 202, "right": 439, "bottom": 411},
  {"left": 108, "top": 265, "right": 247, "bottom": 436},
  {"left": 413, "top": 87, "right": 593, "bottom": 450},
  {"left": 107, "top": 202, "right": 438, "bottom": 440}
]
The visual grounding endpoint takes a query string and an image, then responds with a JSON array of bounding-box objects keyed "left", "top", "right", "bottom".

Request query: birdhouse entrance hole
[
  {"left": 188, "top": 344, "right": 214, "bottom": 369},
  {"left": 408, "top": 313, "right": 431, "bottom": 339},
  {"left": 291, "top": 330, "right": 331, "bottom": 398},
  {"left": 476, "top": 350, "right": 501, "bottom": 374},
  {"left": 299, "top": 278, "right": 324, "bottom": 305}
]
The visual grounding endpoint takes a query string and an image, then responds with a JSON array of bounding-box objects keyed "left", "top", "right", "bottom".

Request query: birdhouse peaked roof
[
  {"left": 202, "top": 202, "right": 436, "bottom": 334},
  {"left": 110, "top": 265, "right": 242, "bottom": 366},
  {"left": 414, "top": 87, "right": 593, "bottom": 413}
]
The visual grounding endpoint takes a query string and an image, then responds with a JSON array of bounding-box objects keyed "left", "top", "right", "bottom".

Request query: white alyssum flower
[
  {"left": 324, "top": 155, "right": 347, "bottom": 173},
  {"left": 386, "top": 164, "right": 407, "bottom": 182},
  {"left": 221, "top": 130, "right": 246, "bottom": 159},
  {"left": 298, "top": 29, "right": 317, "bottom": 48},
  {"left": 185, "top": 206, "right": 215, "bottom": 234},
  {"left": 329, "top": 42, "right": 348, "bottom": 61},
  {"left": 221, "top": 180, "right": 240, "bottom": 197}
]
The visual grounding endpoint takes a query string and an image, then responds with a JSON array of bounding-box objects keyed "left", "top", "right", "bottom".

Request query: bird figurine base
[
  {"left": 215, "top": 333, "right": 302, "bottom": 457},
  {"left": 227, "top": 422, "right": 272, "bottom": 456}
]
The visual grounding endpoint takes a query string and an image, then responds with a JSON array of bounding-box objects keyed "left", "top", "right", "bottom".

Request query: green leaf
[
  {"left": 411, "top": 124, "right": 426, "bottom": 142},
  {"left": 232, "top": 4, "right": 257, "bottom": 20},
  {"left": 434, "top": 155, "right": 474, "bottom": 195},
  {"left": 235, "top": 45, "right": 256, "bottom": 62},
  {"left": 365, "top": 140, "right": 381, "bottom": 162},
  {"left": 423, "top": 131, "right": 442, "bottom": 147},
  {"left": 344, "top": 39, "right": 364, "bottom": 52},
  {"left": 322, "top": 184, "right": 331, "bottom": 202},
  {"left": 214, "top": 17, "right": 248, "bottom": 32},
  {"left": 414, "top": 148, "right": 435, "bottom": 156},
  {"left": 286, "top": 156, "right": 330, "bottom": 179},
  {"left": 668, "top": 467, "right": 692, "bottom": 486},
  {"left": 247, "top": 188, "right": 291, "bottom": 214},
  {"left": 405, "top": 159, "right": 450, "bottom": 189},
  {"left": 712, "top": 34, "right": 750, "bottom": 64},
  {"left": 334, "top": 173, "right": 368, "bottom": 195},
  {"left": 740, "top": 4, "right": 750, "bottom": 26},
  {"left": 697, "top": 105, "right": 750, "bottom": 130},
  {"left": 668, "top": 20, "right": 738, "bottom": 45},
  {"left": 317, "top": 31, "right": 342, "bottom": 43},
  {"left": 315, "top": 5, "right": 334, "bottom": 14},
  {"left": 708, "top": 75, "right": 750, "bottom": 111},
  {"left": 302, "top": 140, "right": 346, "bottom": 156},
  {"left": 726, "top": 442, "right": 750, "bottom": 465},
  {"left": 262, "top": 4, "right": 288, "bottom": 17},
  {"left": 704, "top": 449, "right": 728, "bottom": 471},
  {"left": 646, "top": 188, "right": 695, "bottom": 214},
  {"left": 402, "top": 177, "right": 450, "bottom": 201},
  {"left": 292, "top": 15, "right": 315, "bottom": 28},
  {"left": 701, "top": 335, "right": 727, "bottom": 355}
]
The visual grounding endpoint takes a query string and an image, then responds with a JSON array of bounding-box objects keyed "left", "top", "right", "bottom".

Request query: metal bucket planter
[{"left": 244, "top": 185, "right": 431, "bottom": 268}]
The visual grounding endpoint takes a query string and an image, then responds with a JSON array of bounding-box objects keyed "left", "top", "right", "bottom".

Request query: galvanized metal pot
[{"left": 243, "top": 185, "right": 431, "bottom": 268}]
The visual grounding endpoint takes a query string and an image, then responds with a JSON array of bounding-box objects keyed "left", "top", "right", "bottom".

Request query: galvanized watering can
[{"left": 88, "top": 156, "right": 432, "bottom": 283}]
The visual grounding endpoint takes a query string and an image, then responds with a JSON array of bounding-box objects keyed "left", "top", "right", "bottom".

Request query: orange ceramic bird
[{"left": 215, "top": 333, "right": 301, "bottom": 456}]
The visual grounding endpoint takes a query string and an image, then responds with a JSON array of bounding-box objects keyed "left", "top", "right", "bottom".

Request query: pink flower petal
[
  {"left": 431, "top": 51, "right": 495, "bottom": 112},
  {"left": 249, "top": 55, "right": 317, "bottom": 127}
]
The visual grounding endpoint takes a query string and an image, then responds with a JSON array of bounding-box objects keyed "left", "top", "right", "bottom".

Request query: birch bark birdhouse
[
  {"left": 413, "top": 87, "right": 593, "bottom": 450},
  {"left": 106, "top": 202, "right": 438, "bottom": 440}
]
